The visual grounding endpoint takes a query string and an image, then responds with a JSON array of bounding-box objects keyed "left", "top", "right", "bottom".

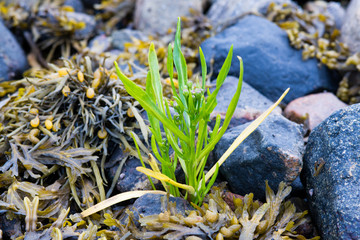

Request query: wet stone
[
  {"left": 134, "top": 0, "right": 203, "bottom": 35},
  {"left": 210, "top": 76, "right": 282, "bottom": 129},
  {"left": 284, "top": 92, "right": 347, "bottom": 131},
  {"left": 130, "top": 193, "right": 193, "bottom": 225},
  {"left": 207, "top": 0, "right": 291, "bottom": 28},
  {"left": 214, "top": 114, "right": 304, "bottom": 199},
  {"left": 302, "top": 103, "right": 360, "bottom": 240},
  {"left": 111, "top": 29, "right": 148, "bottom": 51},
  {"left": 0, "top": 20, "right": 28, "bottom": 81},
  {"left": 341, "top": 0, "right": 360, "bottom": 53},
  {"left": 200, "top": 15, "right": 339, "bottom": 103},
  {"left": 108, "top": 147, "right": 155, "bottom": 193}
]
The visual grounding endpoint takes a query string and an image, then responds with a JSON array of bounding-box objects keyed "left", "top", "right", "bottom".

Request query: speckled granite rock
[
  {"left": 302, "top": 103, "right": 360, "bottom": 239},
  {"left": 214, "top": 114, "right": 304, "bottom": 199}
]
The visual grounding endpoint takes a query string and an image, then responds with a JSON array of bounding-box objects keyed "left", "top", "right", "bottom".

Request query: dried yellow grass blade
[
  {"left": 137, "top": 167, "right": 195, "bottom": 195},
  {"left": 205, "top": 88, "right": 290, "bottom": 182},
  {"left": 81, "top": 190, "right": 166, "bottom": 218}
]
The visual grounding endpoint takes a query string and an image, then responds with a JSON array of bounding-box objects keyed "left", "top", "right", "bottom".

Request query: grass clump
[{"left": 115, "top": 18, "right": 288, "bottom": 205}]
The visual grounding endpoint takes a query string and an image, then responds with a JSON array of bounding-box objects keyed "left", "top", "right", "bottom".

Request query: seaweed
[
  {"left": 0, "top": 56, "right": 153, "bottom": 233},
  {"left": 266, "top": 2, "right": 360, "bottom": 104},
  {"left": 0, "top": 0, "right": 93, "bottom": 63},
  {"left": 130, "top": 182, "right": 319, "bottom": 240}
]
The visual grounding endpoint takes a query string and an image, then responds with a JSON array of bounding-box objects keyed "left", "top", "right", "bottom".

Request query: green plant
[{"left": 115, "top": 18, "right": 288, "bottom": 205}]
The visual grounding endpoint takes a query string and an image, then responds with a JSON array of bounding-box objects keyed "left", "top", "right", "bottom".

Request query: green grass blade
[
  {"left": 173, "top": 18, "right": 187, "bottom": 104},
  {"left": 149, "top": 43, "right": 164, "bottom": 112},
  {"left": 167, "top": 43, "right": 174, "bottom": 80},
  {"left": 115, "top": 62, "right": 190, "bottom": 145},
  {"left": 199, "top": 47, "right": 207, "bottom": 90},
  {"left": 131, "top": 132, "right": 156, "bottom": 190},
  {"left": 196, "top": 56, "right": 242, "bottom": 162}
]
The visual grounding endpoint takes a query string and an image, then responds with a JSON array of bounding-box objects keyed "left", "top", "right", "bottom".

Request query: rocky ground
[{"left": 0, "top": 0, "right": 359, "bottom": 239}]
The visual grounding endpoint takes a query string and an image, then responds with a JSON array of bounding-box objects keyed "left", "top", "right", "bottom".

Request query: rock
[
  {"left": 284, "top": 92, "right": 347, "bottom": 131},
  {"left": 207, "top": 0, "right": 291, "bottom": 27},
  {"left": 341, "top": 0, "right": 360, "bottom": 53},
  {"left": 210, "top": 76, "right": 282, "bottom": 129},
  {"left": 0, "top": 213, "right": 22, "bottom": 239},
  {"left": 305, "top": 1, "right": 345, "bottom": 30},
  {"left": 302, "top": 103, "right": 360, "bottom": 239},
  {"left": 108, "top": 148, "right": 156, "bottom": 193},
  {"left": 134, "top": 0, "right": 203, "bottom": 36},
  {"left": 130, "top": 193, "right": 193, "bottom": 224},
  {"left": 64, "top": 11, "right": 96, "bottom": 40},
  {"left": 64, "top": 0, "right": 84, "bottom": 12},
  {"left": 0, "top": 20, "right": 28, "bottom": 81},
  {"left": 200, "top": 15, "right": 338, "bottom": 103},
  {"left": 88, "top": 34, "right": 112, "bottom": 54},
  {"left": 111, "top": 29, "right": 148, "bottom": 51},
  {"left": 214, "top": 114, "right": 304, "bottom": 199}
]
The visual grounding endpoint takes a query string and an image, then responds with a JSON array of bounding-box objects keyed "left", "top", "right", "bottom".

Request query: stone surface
[
  {"left": 65, "top": 11, "right": 96, "bottom": 40},
  {"left": 0, "top": 213, "right": 22, "bottom": 239},
  {"left": 207, "top": 0, "right": 291, "bottom": 27},
  {"left": 108, "top": 148, "right": 155, "bottom": 193},
  {"left": 341, "top": 0, "right": 360, "bottom": 53},
  {"left": 302, "top": 103, "right": 360, "bottom": 240},
  {"left": 111, "top": 29, "right": 148, "bottom": 51},
  {"left": 64, "top": 0, "right": 84, "bottom": 12},
  {"left": 0, "top": 20, "right": 28, "bottom": 81},
  {"left": 134, "top": 0, "right": 203, "bottom": 35},
  {"left": 200, "top": 15, "right": 338, "bottom": 103},
  {"left": 214, "top": 114, "right": 304, "bottom": 199},
  {"left": 131, "top": 193, "right": 193, "bottom": 223},
  {"left": 284, "top": 92, "right": 347, "bottom": 131},
  {"left": 88, "top": 34, "right": 112, "bottom": 54},
  {"left": 210, "top": 76, "right": 282, "bottom": 128},
  {"left": 305, "top": 1, "right": 345, "bottom": 30}
]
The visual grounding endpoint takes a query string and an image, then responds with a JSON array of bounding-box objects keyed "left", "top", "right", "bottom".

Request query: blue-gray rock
[
  {"left": 210, "top": 76, "right": 282, "bottom": 129},
  {"left": 200, "top": 15, "right": 338, "bottom": 103},
  {"left": 131, "top": 193, "right": 193, "bottom": 223},
  {"left": 207, "top": 0, "right": 291, "bottom": 28},
  {"left": 64, "top": 0, "right": 85, "bottom": 12},
  {"left": 111, "top": 29, "right": 148, "bottom": 51},
  {"left": 214, "top": 114, "right": 304, "bottom": 199},
  {"left": 302, "top": 103, "right": 360, "bottom": 240},
  {"left": 134, "top": 0, "right": 203, "bottom": 36},
  {"left": 305, "top": 1, "right": 345, "bottom": 30},
  {"left": 0, "top": 20, "right": 28, "bottom": 81},
  {"left": 88, "top": 34, "right": 112, "bottom": 54},
  {"left": 64, "top": 11, "right": 96, "bottom": 40},
  {"left": 108, "top": 148, "right": 156, "bottom": 193},
  {"left": 341, "top": 0, "right": 360, "bottom": 53}
]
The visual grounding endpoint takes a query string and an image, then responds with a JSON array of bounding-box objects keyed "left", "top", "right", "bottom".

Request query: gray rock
[
  {"left": 302, "top": 103, "right": 360, "bottom": 239},
  {"left": 210, "top": 76, "right": 282, "bottom": 128},
  {"left": 0, "top": 20, "right": 28, "bottom": 81},
  {"left": 108, "top": 148, "right": 155, "bottom": 193},
  {"left": 65, "top": 11, "right": 96, "bottom": 40},
  {"left": 0, "top": 213, "right": 22, "bottom": 239},
  {"left": 134, "top": 0, "right": 203, "bottom": 36},
  {"left": 64, "top": 0, "right": 84, "bottom": 12},
  {"left": 88, "top": 34, "right": 112, "bottom": 54},
  {"left": 214, "top": 114, "right": 304, "bottom": 199},
  {"left": 130, "top": 193, "right": 193, "bottom": 226},
  {"left": 207, "top": 0, "right": 291, "bottom": 27},
  {"left": 341, "top": 0, "right": 360, "bottom": 53},
  {"left": 111, "top": 29, "right": 148, "bottom": 51},
  {"left": 201, "top": 15, "right": 338, "bottom": 104}
]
